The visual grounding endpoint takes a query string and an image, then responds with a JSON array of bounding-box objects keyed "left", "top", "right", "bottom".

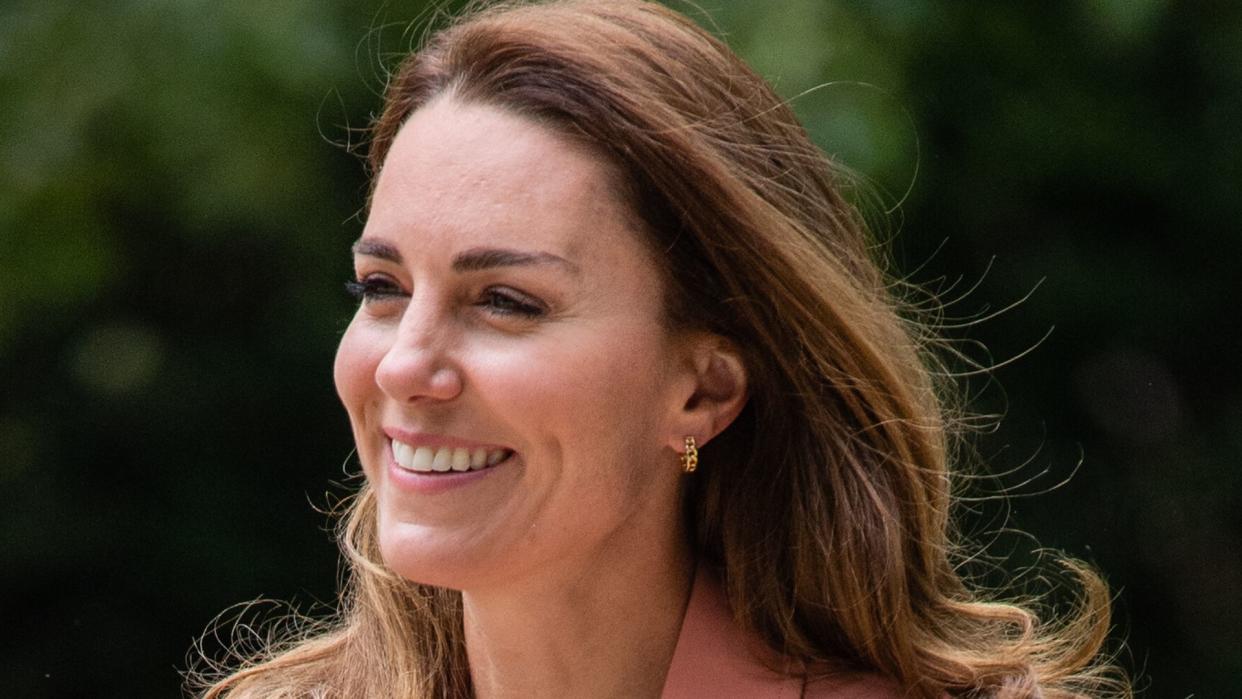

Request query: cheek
[
  {"left": 502, "top": 324, "right": 670, "bottom": 459},
  {"left": 333, "top": 319, "right": 386, "bottom": 429},
  {"left": 543, "top": 335, "right": 674, "bottom": 530}
]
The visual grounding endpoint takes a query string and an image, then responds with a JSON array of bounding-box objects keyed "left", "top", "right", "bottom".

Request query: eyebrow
[
  {"left": 351, "top": 238, "right": 579, "bottom": 275},
  {"left": 351, "top": 238, "right": 401, "bottom": 262},
  {"left": 452, "top": 247, "right": 579, "bottom": 275}
]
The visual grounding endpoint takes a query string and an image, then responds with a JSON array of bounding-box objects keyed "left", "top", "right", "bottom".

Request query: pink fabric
[{"left": 661, "top": 568, "right": 902, "bottom": 698}]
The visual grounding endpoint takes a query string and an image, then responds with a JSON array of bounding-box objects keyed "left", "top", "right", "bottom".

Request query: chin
[{"left": 376, "top": 519, "right": 499, "bottom": 590}]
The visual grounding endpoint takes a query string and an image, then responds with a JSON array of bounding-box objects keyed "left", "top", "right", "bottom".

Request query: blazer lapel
[{"left": 661, "top": 567, "right": 804, "bottom": 699}]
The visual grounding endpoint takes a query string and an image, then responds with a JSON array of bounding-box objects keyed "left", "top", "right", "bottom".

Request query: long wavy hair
[{"left": 193, "top": 1, "right": 1128, "bottom": 697}]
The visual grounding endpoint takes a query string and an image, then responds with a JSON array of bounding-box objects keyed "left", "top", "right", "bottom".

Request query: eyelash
[
  {"left": 477, "top": 288, "right": 546, "bottom": 318},
  {"left": 344, "top": 277, "right": 547, "bottom": 319},
  {"left": 344, "top": 277, "right": 401, "bottom": 301}
]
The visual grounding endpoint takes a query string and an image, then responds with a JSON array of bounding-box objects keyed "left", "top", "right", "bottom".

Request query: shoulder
[
  {"left": 663, "top": 566, "right": 903, "bottom": 699},
  {"left": 803, "top": 669, "right": 906, "bottom": 699}
]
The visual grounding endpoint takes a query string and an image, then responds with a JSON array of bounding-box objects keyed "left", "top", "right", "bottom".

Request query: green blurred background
[{"left": 2, "top": 1, "right": 1239, "bottom": 696}]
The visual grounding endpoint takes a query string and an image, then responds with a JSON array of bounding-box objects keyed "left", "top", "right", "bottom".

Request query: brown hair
[{"left": 194, "top": 1, "right": 1128, "bottom": 696}]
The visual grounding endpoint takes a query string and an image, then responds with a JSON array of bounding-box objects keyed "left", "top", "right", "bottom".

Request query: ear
[{"left": 665, "top": 333, "right": 748, "bottom": 451}]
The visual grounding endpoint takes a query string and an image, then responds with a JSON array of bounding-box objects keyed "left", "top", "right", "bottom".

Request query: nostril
[
  {"left": 423, "top": 366, "right": 463, "bottom": 402},
  {"left": 375, "top": 349, "right": 464, "bottom": 403}
]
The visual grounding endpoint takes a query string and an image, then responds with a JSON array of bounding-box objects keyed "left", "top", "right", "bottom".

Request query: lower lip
[{"left": 386, "top": 450, "right": 514, "bottom": 495}]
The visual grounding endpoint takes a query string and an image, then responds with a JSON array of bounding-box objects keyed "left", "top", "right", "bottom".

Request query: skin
[{"left": 334, "top": 97, "right": 746, "bottom": 697}]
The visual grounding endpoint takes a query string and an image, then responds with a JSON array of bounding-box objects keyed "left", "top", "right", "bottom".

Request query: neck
[{"left": 462, "top": 517, "right": 693, "bottom": 699}]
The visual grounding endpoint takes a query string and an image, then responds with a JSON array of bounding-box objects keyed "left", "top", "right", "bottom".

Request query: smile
[{"left": 391, "top": 439, "right": 513, "bottom": 473}]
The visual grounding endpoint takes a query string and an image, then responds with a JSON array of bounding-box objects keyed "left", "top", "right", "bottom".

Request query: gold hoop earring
[{"left": 680, "top": 436, "right": 698, "bottom": 473}]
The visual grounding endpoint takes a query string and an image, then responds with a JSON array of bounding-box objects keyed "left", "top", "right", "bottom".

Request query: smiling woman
[
  {"left": 336, "top": 101, "right": 702, "bottom": 612},
  {"left": 193, "top": 1, "right": 1129, "bottom": 697}
]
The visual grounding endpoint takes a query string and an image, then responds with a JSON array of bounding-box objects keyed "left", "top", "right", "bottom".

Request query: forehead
[{"left": 366, "top": 97, "right": 637, "bottom": 261}]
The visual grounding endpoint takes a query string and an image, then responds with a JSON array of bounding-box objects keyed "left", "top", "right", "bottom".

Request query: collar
[{"left": 661, "top": 566, "right": 805, "bottom": 699}]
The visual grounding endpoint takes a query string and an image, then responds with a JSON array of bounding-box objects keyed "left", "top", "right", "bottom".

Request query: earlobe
[{"left": 671, "top": 337, "right": 748, "bottom": 449}]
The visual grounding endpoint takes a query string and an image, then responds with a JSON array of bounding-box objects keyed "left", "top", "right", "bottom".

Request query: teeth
[
  {"left": 392, "top": 440, "right": 510, "bottom": 474},
  {"left": 431, "top": 448, "right": 452, "bottom": 472},
  {"left": 410, "top": 446, "right": 434, "bottom": 472},
  {"left": 393, "top": 441, "right": 413, "bottom": 467}
]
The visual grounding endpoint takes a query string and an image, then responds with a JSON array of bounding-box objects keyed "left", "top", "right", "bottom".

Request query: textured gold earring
[{"left": 680, "top": 436, "right": 698, "bottom": 473}]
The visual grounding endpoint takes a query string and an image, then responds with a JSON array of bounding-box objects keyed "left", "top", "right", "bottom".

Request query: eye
[
  {"left": 345, "top": 275, "right": 405, "bottom": 302},
  {"left": 478, "top": 287, "right": 547, "bottom": 319}
]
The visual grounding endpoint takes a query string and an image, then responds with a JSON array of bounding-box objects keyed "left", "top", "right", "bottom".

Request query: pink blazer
[{"left": 661, "top": 569, "right": 902, "bottom": 698}]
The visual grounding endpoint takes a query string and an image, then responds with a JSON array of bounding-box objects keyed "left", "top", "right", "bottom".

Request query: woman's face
[{"left": 334, "top": 98, "right": 693, "bottom": 590}]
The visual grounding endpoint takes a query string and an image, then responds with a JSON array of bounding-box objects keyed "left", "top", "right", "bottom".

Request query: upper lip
[{"left": 382, "top": 426, "right": 512, "bottom": 452}]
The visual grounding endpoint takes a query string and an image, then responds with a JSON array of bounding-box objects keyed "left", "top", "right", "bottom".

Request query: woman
[{"left": 197, "top": 1, "right": 1128, "bottom": 697}]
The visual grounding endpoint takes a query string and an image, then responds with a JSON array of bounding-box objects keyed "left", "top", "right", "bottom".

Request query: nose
[{"left": 374, "top": 299, "right": 464, "bottom": 404}]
